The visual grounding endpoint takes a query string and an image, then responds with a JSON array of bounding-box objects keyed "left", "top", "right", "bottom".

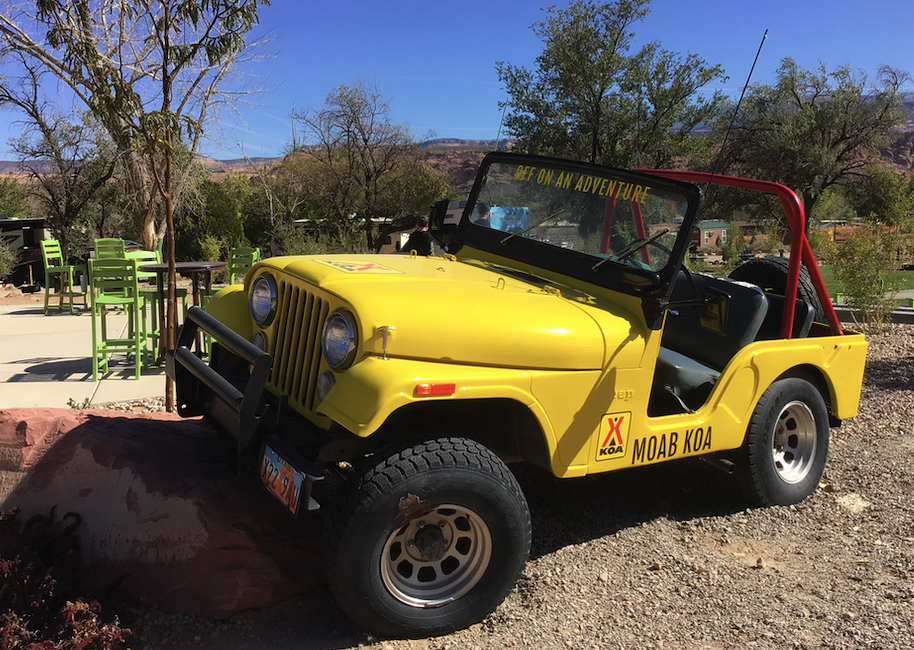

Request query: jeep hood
[{"left": 257, "top": 255, "right": 644, "bottom": 370}]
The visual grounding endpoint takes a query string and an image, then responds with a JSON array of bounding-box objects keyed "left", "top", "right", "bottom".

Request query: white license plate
[{"left": 260, "top": 443, "right": 306, "bottom": 515}]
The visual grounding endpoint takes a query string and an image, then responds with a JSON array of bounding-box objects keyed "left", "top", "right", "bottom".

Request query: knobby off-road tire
[
  {"left": 743, "top": 377, "right": 829, "bottom": 506},
  {"left": 322, "top": 437, "right": 532, "bottom": 638},
  {"left": 729, "top": 256, "right": 825, "bottom": 322}
]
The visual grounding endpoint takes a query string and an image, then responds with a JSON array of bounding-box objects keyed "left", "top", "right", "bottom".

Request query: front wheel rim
[
  {"left": 771, "top": 401, "right": 817, "bottom": 484},
  {"left": 380, "top": 503, "right": 492, "bottom": 608}
]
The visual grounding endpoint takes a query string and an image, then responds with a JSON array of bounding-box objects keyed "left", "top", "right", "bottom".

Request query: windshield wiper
[
  {"left": 500, "top": 209, "right": 566, "bottom": 245},
  {"left": 592, "top": 228, "right": 670, "bottom": 272}
]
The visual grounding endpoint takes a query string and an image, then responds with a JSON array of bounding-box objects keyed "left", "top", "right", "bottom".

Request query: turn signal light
[{"left": 414, "top": 383, "right": 456, "bottom": 397}]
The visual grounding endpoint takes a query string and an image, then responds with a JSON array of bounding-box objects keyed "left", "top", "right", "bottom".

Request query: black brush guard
[
  {"left": 166, "top": 306, "right": 278, "bottom": 456},
  {"left": 166, "top": 306, "right": 324, "bottom": 513}
]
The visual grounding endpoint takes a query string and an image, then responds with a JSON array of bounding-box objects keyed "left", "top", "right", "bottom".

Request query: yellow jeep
[{"left": 167, "top": 153, "right": 866, "bottom": 638}]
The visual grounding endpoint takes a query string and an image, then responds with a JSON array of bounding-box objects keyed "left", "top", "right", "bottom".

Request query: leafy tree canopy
[
  {"left": 292, "top": 81, "right": 452, "bottom": 249},
  {"left": 717, "top": 58, "right": 910, "bottom": 222},
  {"left": 496, "top": 0, "right": 727, "bottom": 169}
]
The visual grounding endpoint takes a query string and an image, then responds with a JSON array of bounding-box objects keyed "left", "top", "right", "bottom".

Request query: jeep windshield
[{"left": 455, "top": 153, "right": 703, "bottom": 298}]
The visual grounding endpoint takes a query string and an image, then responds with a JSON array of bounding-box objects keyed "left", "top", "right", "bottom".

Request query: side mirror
[
  {"left": 700, "top": 287, "right": 730, "bottom": 335},
  {"left": 429, "top": 199, "right": 449, "bottom": 229}
]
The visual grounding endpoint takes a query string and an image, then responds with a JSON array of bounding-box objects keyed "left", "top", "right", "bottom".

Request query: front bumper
[
  {"left": 166, "top": 306, "right": 277, "bottom": 454},
  {"left": 166, "top": 306, "right": 324, "bottom": 513}
]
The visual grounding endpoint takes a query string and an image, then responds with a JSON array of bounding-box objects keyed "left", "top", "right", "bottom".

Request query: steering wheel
[{"left": 667, "top": 262, "right": 699, "bottom": 319}]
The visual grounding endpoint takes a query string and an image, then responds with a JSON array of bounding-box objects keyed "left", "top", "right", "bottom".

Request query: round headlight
[
  {"left": 315, "top": 371, "right": 335, "bottom": 402},
  {"left": 322, "top": 311, "right": 357, "bottom": 368},
  {"left": 249, "top": 275, "right": 277, "bottom": 326}
]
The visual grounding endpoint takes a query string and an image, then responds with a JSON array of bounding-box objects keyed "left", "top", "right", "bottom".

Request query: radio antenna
[{"left": 705, "top": 29, "right": 768, "bottom": 190}]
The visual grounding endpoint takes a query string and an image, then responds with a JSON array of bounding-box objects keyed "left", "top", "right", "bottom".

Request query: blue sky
[{"left": 2, "top": 0, "right": 913, "bottom": 160}]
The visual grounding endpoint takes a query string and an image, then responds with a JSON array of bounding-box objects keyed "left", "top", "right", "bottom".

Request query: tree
[
  {"left": 850, "top": 164, "right": 914, "bottom": 228},
  {"left": 0, "top": 62, "right": 116, "bottom": 259},
  {"left": 174, "top": 177, "right": 247, "bottom": 262},
  {"left": 0, "top": 175, "right": 30, "bottom": 220},
  {"left": 239, "top": 153, "right": 323, "bottom": 252},
  {"left": 292, "top": 81, "right": 444, "bottom": 249},
  {"left": 496, "top": 0, "right": 726, "bottom": 168},
  {"left": 717, "top": 59, "right": 909, "bottom": 223},
  {"left": 0, "top": 0, "right": 270, "bottom": 249},
  {"left": 139, "top": 0, "right": 268, "bottom": 411}
]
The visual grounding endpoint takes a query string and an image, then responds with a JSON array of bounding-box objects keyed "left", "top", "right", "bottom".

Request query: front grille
[{"left": 267, "top": 279, "right": 329, "bottom": 414}]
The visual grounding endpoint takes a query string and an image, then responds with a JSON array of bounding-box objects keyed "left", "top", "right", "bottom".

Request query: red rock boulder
[{"left": 0, "top": 408, "right": 323, "bottom": 618}]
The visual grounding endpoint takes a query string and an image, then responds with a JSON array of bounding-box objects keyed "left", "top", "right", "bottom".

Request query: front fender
[
  {"left": 316, "top": 357, "right": 551, "bottom": 440},
  {"left": 204, "top": 284, "right": 251, "bottom": 341}
]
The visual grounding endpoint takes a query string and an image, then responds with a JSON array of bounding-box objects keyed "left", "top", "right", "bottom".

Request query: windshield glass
[{"left": 466, "top": 160, "right": 693, "bottom": 273}]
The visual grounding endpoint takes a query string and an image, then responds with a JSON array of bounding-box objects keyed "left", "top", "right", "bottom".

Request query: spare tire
[{"left": 729, "top": 256, "right": 825, "bottom": 322}]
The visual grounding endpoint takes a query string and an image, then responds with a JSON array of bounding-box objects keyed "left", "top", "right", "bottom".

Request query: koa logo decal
[
  {"left": 595, "top": 412, "right": 631, "bottom": 462},
  {"left": 317, "top": 260, "right": 403, "bottom": 274}
]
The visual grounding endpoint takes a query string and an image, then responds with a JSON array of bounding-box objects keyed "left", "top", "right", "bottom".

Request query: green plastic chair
[
  {"left": 40, "top": 240, "right": 88, "bottom": 314},
  {"left": 94, "top": 238, "right": 126, "bottom": 259},
  {"left": 88, "top": 257, "right": 148, "bottom": 380},
  {"left": 127, "top": 247, "right": 188, "bottom": 354},
  {"left": 200, "top": 246, "right": 260, "bottom": 357},
  {"left": 228, "top": 246, "right": 261, "bottom": 285},
  {"left": 202, "top": 246, "right": 260, "bottom": 307}
]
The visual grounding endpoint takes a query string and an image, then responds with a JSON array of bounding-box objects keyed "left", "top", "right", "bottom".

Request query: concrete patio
[{"left": 0, "top": 302, "right": 166, "bottom": 408}]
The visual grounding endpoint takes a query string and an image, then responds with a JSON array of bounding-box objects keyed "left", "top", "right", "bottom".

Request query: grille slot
[{"left": 268, "top": 280, "right": 329, "bottom": 414}]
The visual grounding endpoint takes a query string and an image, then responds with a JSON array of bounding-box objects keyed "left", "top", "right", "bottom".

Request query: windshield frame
[{"left": 453, "top": 152, "right": 704, "bottom": 303}]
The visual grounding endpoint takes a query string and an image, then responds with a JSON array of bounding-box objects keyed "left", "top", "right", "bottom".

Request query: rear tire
[
  {"left": 743, "top": 377, "right": 829, "bottom": 506},
  {"left": 322, "top": 437, "right": 531, "bottom": 638}
]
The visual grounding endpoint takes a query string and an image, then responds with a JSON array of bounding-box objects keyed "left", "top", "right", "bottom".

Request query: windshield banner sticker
[
  {"left": 513, "top": 165, "right": 650, "bottom": 203},
  {"left": 318, "top": 260, "right": 404, "bottom": 274}
]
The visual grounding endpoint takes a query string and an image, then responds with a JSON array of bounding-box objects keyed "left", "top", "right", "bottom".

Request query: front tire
[
  {"left": 743, "top": 377, "right": 829, "bottom": 506},
  {"left": 323, "top": 437, "right": 531, "bottom": 638}
]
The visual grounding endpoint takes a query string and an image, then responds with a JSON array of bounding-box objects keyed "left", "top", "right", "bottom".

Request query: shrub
[
  {"left": 0, "top": 507, "right": 131, "bottom": 649},
  {"left": 272, "top": 222, "right": 328, "bottom": 256},
  {"left": 200, "top": 235, "right": 228, "bottom": 284},
  {"left": 826, "top": 226, "right": 901, "bottom": 333},
  {"left": 0, "top": 238, "right": 15, "bottom": 283}
]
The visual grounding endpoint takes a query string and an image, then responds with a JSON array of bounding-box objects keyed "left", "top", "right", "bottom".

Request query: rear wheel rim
[
  {"left": 380, "top": 503, "right": 492, "bottom": 608},
  {"left": 771, "top": 401, "right": 817, "bottom": 484}
]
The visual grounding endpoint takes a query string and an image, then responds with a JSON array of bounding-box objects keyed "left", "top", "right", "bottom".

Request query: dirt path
[{"left": 120, "top": 324, "right": 914, "bottom": 650}]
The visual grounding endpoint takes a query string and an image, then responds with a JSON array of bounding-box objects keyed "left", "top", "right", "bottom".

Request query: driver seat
[{"left": 650, "top": 273, "right": 769, "bottom": 415}]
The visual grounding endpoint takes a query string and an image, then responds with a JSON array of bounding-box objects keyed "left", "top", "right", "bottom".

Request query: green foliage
[
  {"left": 718, "top": 223, "right": 746, "bottom": 262},
  {"left": 0, "top": 508, "right": 130, "bottom": 649},
  {"left": 174, "top": 178, "right": 247, "bottom": 261},
  {"left": 850, "top": 164, "right": 914, "bottom": 228},
  {"left": 200, "top": 235, "right": 229, "bottom": 283},
  {"left": 806, "top": 227, "right": 831, "bottom": 259},
  {"left": 0, "top": 176, "right": 31, "bottom": 219},
  {"left": 0, "top": 0, "right": 270, "bottom": 249},
  {"left": 719, "top": 59, "right": 908, "bottom": 220},
  {"left": 66, "top": 397, "right": 92, "bottom": 409},
  {"left": 826, "top": 226, "right": 901, "bottom": 333},
  {"left": 272, "top": 223, "right": 329, "bottom": 256},
  {"left": 292, "top": 81, "right": 448, "bottom": 249},
  {"left": 496, "top": 0, "right": 726, "bottom": 168},
  {"left": 0, "top": 236, "right": 16, "bottom": 282},
  {"left": 811, "top": 188, "right": 853, "bottom": 224}
]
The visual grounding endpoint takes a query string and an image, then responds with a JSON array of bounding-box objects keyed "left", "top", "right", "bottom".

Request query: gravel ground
[{"left": 109, "top": 325, "right": 913, "bottom": 650}]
